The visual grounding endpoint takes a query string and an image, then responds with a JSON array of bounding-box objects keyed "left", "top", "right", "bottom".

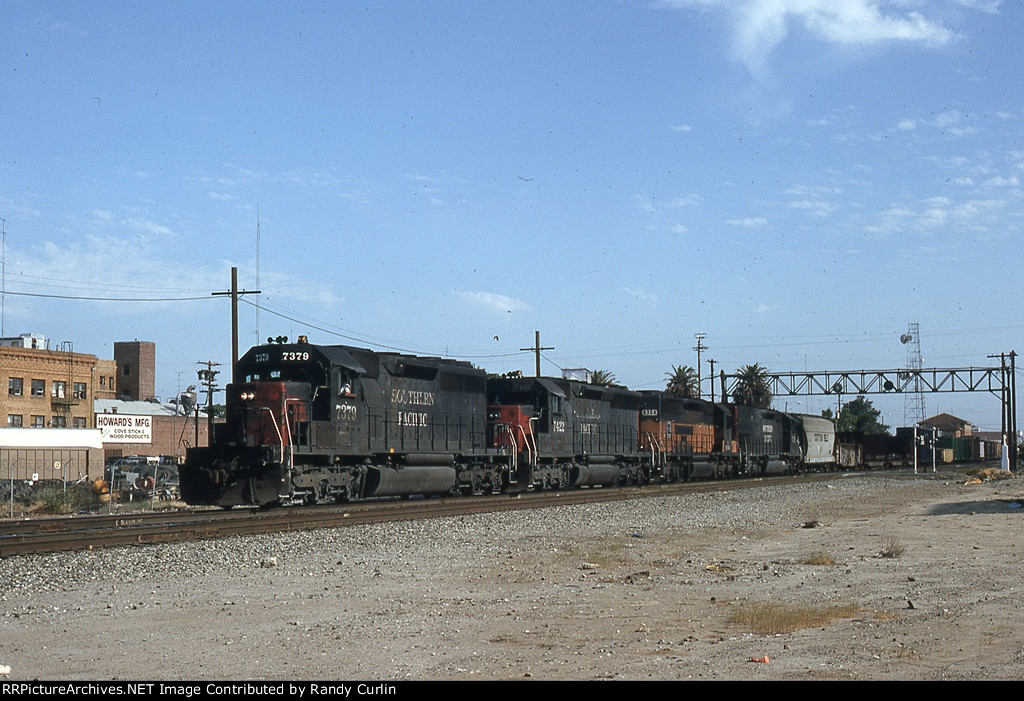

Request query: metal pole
[
  {"left": 1011, "top": 350, "right": 1018, "bottom": 471},
  {"left": 931, "top": 427, "right": 936, "bottom": 473},
  {"left": 913, "top": 425, "right": 919, "bottom": 475}
]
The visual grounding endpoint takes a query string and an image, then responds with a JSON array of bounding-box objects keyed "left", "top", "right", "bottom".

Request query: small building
[
  {"left": 95, "top": 398, "right": 209, "bottom": 463},
  {"left": 919, "top": 413, "right": 973, "bottom": 438}
]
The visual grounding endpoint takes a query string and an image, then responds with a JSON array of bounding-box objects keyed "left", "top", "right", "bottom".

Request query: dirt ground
[{"left": 2, "top": 470, "right": 1023, "bottom": 681}]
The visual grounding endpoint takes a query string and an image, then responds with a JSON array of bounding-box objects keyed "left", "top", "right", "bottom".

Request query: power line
[
  {"left": 0, "top": 290, "right": 214, "bottom": 302},
  {"left": 241, "top": 298, "right": 524, "bottom": 360}
]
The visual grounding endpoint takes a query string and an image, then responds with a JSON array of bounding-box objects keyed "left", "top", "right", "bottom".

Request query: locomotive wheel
[{"left": 316, "top": 480, "right": 332, "bottom": 503}]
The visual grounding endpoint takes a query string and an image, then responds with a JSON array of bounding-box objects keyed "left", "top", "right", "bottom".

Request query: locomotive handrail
[
  {"left": 282, "top": 398, "right": 303, "bottom": 478},
  {"left": 643, "top": 431, "right": 664, "bottom": 468},
  {"left": 259, "top": 407, "right": 286, "bottom": 465},
  {"left": 501, "top": 424, "right": 520, "bottom": 474},
  {"left": 524, "top": 418, "right": 539, "bottom": 466}
]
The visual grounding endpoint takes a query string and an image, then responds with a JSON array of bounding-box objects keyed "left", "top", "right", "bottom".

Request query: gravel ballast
[{"left": 2, "top": 473, "right": 1023, "bottom": 680}]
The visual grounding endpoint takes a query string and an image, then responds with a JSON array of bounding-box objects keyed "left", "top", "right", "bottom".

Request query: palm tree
[
  {"left": 732, "top": 363, "right": 773, "bottom": 408},
  {"left": 589, "top": 369, "right": 617, "bottom": 386},
  {"left": 665, "top": 364, "right": 699, "bottom": 398}
]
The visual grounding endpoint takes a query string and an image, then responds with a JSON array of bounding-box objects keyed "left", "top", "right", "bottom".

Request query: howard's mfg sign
[{"left": 96, "top": 414, "right": 153, "bottom": 443}]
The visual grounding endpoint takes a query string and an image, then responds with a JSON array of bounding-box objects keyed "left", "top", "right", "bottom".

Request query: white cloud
[
  {"left": 789, "top": 199, "right": 835, "bottom": 217},
  {"left": 635, "top": 195, "right": 656, "bottom": 214},
  {"left": 123, "top": 218, "right": 174, "bottom": 237},
  {"left": 456, "top": 291, "right": 533, "bottom": 314},
  {"left": 669, "top": 193, "right": 703, "bottom": 207},
  {"left": 623, "top": 287, "right": 658, "bottom": 303},
  {"left": 726, "top": 217, "right": 768, "bottom": 228},
  {"left": 865, "top": 197, "right": 1007, "bottom": 235},
  {"left": 660, "top": 0, "right": 957, "bottom": 78},
  {"left": 984, "top": 175, "right": 1019, "bottom": 187},
  {"left": 670, "top": 124, "right": 693, "bottom": 132}
]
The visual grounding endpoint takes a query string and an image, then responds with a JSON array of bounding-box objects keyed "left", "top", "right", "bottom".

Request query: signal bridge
[{"left": 721, "top": 354, "right": 1017, "bottom": 469}]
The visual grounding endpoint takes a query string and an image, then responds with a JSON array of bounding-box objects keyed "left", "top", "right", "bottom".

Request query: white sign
[{"left": 96, "top": 414, "right": 153, "bottom": 443}]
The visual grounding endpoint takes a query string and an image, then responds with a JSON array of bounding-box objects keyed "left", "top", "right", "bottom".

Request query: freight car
[{"left": 180, "top": 337, "right": 840, "bottom": 508}]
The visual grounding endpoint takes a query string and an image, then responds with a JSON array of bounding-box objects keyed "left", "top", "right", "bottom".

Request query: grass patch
[
  {"left": 800, "top": 552, "right": 836, "bottom": 566},
  {"left": 26, "top": 483, "right": 99, "bottom": 515},
  {"left": 730, "top": 602, "right": 860, "bottom": 635}
]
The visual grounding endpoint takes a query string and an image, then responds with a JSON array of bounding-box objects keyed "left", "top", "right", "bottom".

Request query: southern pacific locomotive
[{"left": 181, "top": 337, "right": 840, "bottom": 508}]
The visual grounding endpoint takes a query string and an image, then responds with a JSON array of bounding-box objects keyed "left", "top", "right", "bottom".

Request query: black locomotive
[{"left": 180, "top": 337, "right": 836, "bottom": 508}]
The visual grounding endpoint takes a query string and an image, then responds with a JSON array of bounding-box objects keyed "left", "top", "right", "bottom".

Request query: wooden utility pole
[
  {"left": 694, "top": 332, "right": 707, "bottom": 399},
  {"left": 520, "top": 331, "right": 554, "bottom": 378},
  {"left": 212, "top": 266, "right": 260, "bottom": 381}
]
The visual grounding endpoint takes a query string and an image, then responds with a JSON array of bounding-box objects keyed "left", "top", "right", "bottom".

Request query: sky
[{"left": 1, "top": 0, "right": 1021, "bottom": 432}]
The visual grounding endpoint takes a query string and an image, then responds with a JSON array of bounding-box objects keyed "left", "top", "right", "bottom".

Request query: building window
[
  {"left": 31, "top": 379, "right": 45, "bottom": 397},
  {"left": 123, "top": 364, "right": 131, "bottom": 377},
  {"left": 73, "top": 382, "right": 87, "bottom": 399},
  {"left": 72, "top": 417, "right": 86, "bottom": 428},
  {"left": 7, "top": 414, "right": 23, "bottom": 427},
  {"left": 8, "top": 377, "right": 23, "bottom": 396},
  {"left": 100, "top": 376, "right": 106, "bottom": 388},
  {"left": 49, "top": 416, "right": 67, "bottom": 428},
  {"left": 31, "top": 415, "right": 44, "bottom": 428},
  {"left": 52, "top": 381, "right": 67, "bottom": 399}
]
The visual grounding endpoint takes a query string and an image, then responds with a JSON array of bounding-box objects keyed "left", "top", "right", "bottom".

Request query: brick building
[
  {"left": 1, "top": 334, "right": 116, "bottom": 430},
  {"left": 114, "top": 340, "right": 156, "bottom": 401},
  {"left": 0, "top": 335, "right": 212, "bottom": 474}
]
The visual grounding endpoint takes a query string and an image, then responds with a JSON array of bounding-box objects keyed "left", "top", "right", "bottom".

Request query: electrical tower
[{"left": 902, "top": 322, "right": 926, "bottom": 426}]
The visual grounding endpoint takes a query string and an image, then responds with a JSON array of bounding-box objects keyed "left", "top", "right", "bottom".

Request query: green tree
[
  {"left": 837, "top": 395, "right": 890, "bottom": 434},
  {"left": 732, "top": 363, "right": 773, "bottom": 408},
  {"left": 589, "top": 369, "right": 617, "bottom": 386},
  {"left": 665, "top": 364, "right": 699, "bottom": 398}
]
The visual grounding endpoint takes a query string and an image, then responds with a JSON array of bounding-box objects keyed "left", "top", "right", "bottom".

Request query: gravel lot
[{"left": 2, "top": 471, "right": 1023, "bottom": 681}]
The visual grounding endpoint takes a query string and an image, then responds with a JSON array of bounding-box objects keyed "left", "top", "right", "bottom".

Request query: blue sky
[{"left": 1, "top": 0, "right": 1021, "bottom": 431}]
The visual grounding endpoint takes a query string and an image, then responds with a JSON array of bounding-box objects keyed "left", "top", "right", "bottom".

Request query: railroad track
[{"left": 0, "top": 471, "right": 879, "bottom": 557}]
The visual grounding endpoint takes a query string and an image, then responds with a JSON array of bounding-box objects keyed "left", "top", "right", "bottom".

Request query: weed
[
  {"left": 801, "top": 552, "right": 836, "bottom": 566},
  {"left": 26, "top": 483, "right": 98, "bottom": 515},
  {"left": 729, "top": 601, "right": 860, "bottom": 635},
  {"left": 879, "top": 537, "right": 905, "bottom": 559}
]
